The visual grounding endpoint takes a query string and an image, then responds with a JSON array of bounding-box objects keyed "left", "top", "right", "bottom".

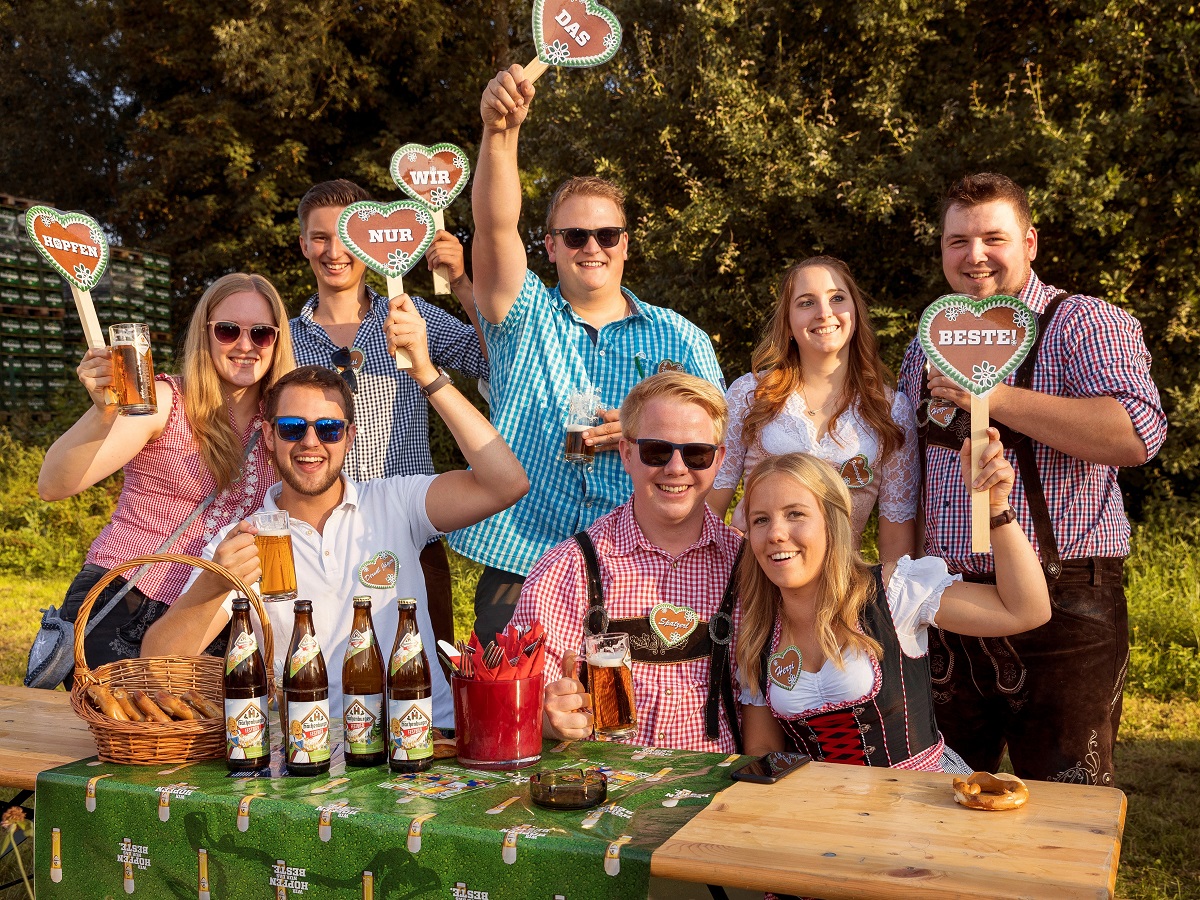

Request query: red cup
[{"left": 452, "top": 673, "right": 544, "bottom": 770}]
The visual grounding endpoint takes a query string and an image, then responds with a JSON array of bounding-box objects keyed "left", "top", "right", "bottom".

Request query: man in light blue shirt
[{"left": 451, "top": 65, "right": 725, "bottom": 641}]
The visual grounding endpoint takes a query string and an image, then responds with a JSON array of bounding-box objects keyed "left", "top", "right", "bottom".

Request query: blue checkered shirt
[
  {"left": 447, "top": 269, "right": 726, "bottom": 576},
  {"left": 290, "top": 286, "right": 488, "bottom": 480}
]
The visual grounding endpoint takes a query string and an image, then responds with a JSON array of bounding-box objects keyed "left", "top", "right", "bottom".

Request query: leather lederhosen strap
[
  {"left": 916, "top": 291, "right": 1068, "bottom": 580},
  {"left": 574, "top": 531, "right": 743, "bottom": 749}
]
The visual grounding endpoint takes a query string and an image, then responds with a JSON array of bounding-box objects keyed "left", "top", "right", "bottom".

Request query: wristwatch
[
  {"left": 419, "top": 367, "right": 452, "bottom": 398},
  {"left": 989, "top": 508, "right": 1017, "bottom": 529}
]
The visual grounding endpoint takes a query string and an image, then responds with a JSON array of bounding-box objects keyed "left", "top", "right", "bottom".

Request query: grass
[{"left": 0, "top": 574, "right": 69, "bottom": 687}]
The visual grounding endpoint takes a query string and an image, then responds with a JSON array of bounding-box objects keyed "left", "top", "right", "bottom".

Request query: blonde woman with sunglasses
[{"left": 37, "top": 273, "right": 294, "bottom": 678}]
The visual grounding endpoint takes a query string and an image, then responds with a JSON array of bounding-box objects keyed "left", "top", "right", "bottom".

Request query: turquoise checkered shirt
[{"left": 448, "top": 269, "right": 725, "bottom": 576}]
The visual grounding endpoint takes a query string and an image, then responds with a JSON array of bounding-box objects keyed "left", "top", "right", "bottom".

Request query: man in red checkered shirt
[
  {"left": 898, "top": 173, "right": 1167, "bottom": 785},
  {"left": 510, "top": 372, "right": 744, "bottom": 754}
]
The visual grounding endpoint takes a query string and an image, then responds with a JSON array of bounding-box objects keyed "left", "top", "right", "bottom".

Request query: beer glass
[
  {"left": 109, "top": 323, "right": 156, "bottom": 415},
  {"left": 583, "top": 632, "right": 636, "bottom": 739},
  {"left": 252, "top": 510, "right": 297, "bottom": 602},
  {"left": 564, "top": 388, "right": 601, "bottom": 464}
]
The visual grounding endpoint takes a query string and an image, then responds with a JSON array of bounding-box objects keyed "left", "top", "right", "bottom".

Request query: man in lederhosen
[
  {"left": 510, "top": 372, "right": 743, "bottom": 754},
  {"left": 898, "top": 173, "right": 1166, "bottom": 784}
]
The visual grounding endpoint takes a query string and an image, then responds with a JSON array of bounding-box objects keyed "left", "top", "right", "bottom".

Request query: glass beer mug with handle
[
  {"left": 583, "top": 632, "right": 637, "bottom": 740},
  {"left": 252, "top": 510, "right": 297, "bottom": 602},
  {"left": 109, "top": 322, "right": 157, "bottom": 415}
]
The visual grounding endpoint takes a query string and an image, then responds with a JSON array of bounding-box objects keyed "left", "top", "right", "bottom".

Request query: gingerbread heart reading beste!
[
  {"left": 769, "top": 646, "right": 802, "bottom": 690},
  {"left": 918, "top": 294, "right": 1037, "bottom": 397},
  {"left": 533, "top": 0, "right": 623, "bottom": 68},
  {"left": 649, "top": 602, "right": 698, "bottom": 649},
  {"left": 25, "top": 206, "right": 109, "bottom": 292},
  {"left": 358, "top": 551, "right": 399, "bottom": 589},
  {"left": 390, "top": 143, "right": 471, "bottom": 212},
  {"left": 337, "top": 201, "right": 435, "bottom": 279}
]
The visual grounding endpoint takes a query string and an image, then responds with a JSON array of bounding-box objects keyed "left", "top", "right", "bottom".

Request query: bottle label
[
  {"left": 344, "top": 693, "right": 385, "bottom": 753},
  {"left": 344, "top": 628, "right": 374, "bottom": 661},
  {"left": 225, "top": 697, "right": 269, "bottom": 761},
  {"left": 389, "top": 697, "right": 433, "bottom": 760},
  {"left": 289, "top": 633, "right": 322, "bottom": 677},
  {"left": 287, "top": 699, "right": 331, "bottom": 763},
  {"left": 389, "top": 632, "right": 423, "bottom": 674},
  {"left": 226, "top": 631, "right": 259, "bottom": 674}
]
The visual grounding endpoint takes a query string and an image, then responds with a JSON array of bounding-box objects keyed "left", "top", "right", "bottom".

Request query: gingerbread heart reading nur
[
  {"left": 25, "top": 206, "right": 109, "bottom": 293},
  {"left": 918, "top": 294, "right": 1038, "bottom": 397},
  {"left": 533, "top": 0, "right": 622, "bottom": 68},
  {"left": 390, "top": 144, "right": 471, "bottom": 212},
  {"left": 337, "top": 202, "right": 435, "bottom": 279}
]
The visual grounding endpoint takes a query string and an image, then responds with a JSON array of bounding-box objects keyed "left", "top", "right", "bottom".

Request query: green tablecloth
[{"left": 34, "top": 736, "right": 747, "bottom": 898}]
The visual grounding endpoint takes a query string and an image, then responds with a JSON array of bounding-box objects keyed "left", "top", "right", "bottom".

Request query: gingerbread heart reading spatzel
[
  {"left": 390, "top": 144, "right": 471, "bottom": 212},
  {"left": 918, "top": 294, "right": 1038, "bottom": 397},
  {"left": 25, "top": 206, "right": 109, "bottom": 292},
  {"left": 533, "top": 0, "right": 623, "bottom": 68},
  {"left": 337, "top": 201, "right": 435, "bottom": 279},
  {"left": 649, "top": 602, "right": 698, "bottom": 649}
]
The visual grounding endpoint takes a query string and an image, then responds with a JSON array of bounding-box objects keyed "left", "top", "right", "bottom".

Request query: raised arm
[
  {"left": 38, "top": 349, "right": 171, "bottom": 501},
  {"left": 472, "top": 65, "right": 536, "bottom": 325},
  {"left": 425, "top": 229, "right": 487, "bottom": 361}
]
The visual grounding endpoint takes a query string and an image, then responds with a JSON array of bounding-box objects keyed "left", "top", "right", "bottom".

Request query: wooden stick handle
[
  {"left": 524, "top": 57, "right": 550, "bottom": 84},
  {"left": 431, "top": 210, "right": 450, "bottom": 295},
  {"left": 970, "top": 393, "right": 991, "bottom": 554},
  {"left": 386, "top": 274, "right": 412, "bottom": 369},
  {"left": 70, "top": 284, "right": 116, "bottom": 406}
]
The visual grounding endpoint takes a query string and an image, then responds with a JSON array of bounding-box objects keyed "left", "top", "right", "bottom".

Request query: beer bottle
[
  {"left": 342, "top": 597, "right": 386, "bottom": 767},
  {"left": 224, "top": 596, "right": 270, "bottom": 771},
  {"left": 283, "top": 599, "right": 331, "bottom": 776},
  {"left": 387, "top": 597, "right": 433, "bottom": 772}
]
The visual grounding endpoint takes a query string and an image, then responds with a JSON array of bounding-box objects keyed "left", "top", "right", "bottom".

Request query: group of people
[{"left": 40, "top": 65, "right": 1165, "bottom": 788}]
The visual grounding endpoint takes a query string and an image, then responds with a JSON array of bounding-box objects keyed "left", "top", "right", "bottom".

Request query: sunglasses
[
  {"left": 330, "top": 346, "right": 358, "bottom": 393},
  {"left": 272, "top": 416, "right": 348, "bottom": 443},
  {"left": 633, "top": 438, "right": 718, "bottom": 470},
  {"left": 549, "top": 227, "right": 626, "bottom": 250},
  {"left": 208, "top": 321, "right": 280, "bottom": 349}
]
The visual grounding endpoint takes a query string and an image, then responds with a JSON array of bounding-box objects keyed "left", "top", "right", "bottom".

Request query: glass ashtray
[{"left": 529, "top": 769, "right": 608, "bottom": 810}]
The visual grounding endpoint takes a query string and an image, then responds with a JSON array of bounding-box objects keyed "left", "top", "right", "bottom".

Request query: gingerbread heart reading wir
[
  {"left": 649, "top": 602, "right": 698, "bottom": 649},
  {"left": 918, "top": 294, "right": 1038, "bottom": 397},
  {"left": 533, "top": 0, "right": 623, "bottom": 68},
  {"left": 390, "top": 143, "right": 471, "bottom": 212},
  {"left": 25, "top": 206, "right": 109, "bottom": 292},
  {"left": 337, "top": 201, "right": 435, "bottom": 279}
]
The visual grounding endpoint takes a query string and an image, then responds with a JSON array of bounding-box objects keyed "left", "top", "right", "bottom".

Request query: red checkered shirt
[
  {"left": 898, "top": 270, "right": 1167, "bottom": 574},
  {"left": 511, "top": 500, "right": 743, "bottom": 753}
]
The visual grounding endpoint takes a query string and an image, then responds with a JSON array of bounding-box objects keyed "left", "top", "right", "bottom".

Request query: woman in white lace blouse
[{"left": 708, "top": 256, "right": 918, "bottom": 564}]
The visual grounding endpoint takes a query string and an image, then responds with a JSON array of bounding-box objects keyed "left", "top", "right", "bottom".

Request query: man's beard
[{"left": 276, "top": 455, "right": 342, "bottom": 497}]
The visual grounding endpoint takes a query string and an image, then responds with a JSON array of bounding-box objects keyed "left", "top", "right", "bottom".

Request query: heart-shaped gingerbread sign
[
  {"left": 390, "top": 143, "right": 471, "bottom": 212},
  {"left": 25, "top": 206, "right": 109, "bottom": 292},
  {"left": 927, "top": 398, "right": 957, "bottom": 428},
  {"left": 918, "top": 294, "right": 1037, "bottom": 397},
  {"left": 649, "top": 602, "right": 698, "bottom": 649},
  {"left": 839, "top": 454, "right": 873, "bottom": 489},
  {"left": 337, "top": 201, "right": 435, "bottom": 279},
  {"left": 533, "top": 0, "right": 623, "bottom": 68},
  {"left": 769, "top": 645, "right": 802, "bottom": 691},
  {"left": 358, "top": 551, "right": 399, "bottom": 589}
]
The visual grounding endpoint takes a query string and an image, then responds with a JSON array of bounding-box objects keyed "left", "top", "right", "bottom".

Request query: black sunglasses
[
  {"left": 633, "top": 438, "right": 718, "bottom": 470},
  {"left": 549, "top": 227, "right": 626, "bottom": 250},
  {"left": 330, "top": 346, "right": 358, "bottom": 393},
  {"left": 272, "top": 416, "right": 348, "bottom": 443},
  {"left": 208, "top": 321, "right": 280, "bottom": 349}
]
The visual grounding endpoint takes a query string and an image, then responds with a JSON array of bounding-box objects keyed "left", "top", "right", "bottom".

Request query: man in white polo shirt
[{"left": 142, "top": 294, "right": 529, "bottom": 728}]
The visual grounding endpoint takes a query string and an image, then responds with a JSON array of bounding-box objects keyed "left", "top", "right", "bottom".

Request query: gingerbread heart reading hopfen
[
  {"left": 918, "top": 294, "right": 1038, "bottom": 397},
  {"left": 390, "top": 143, "right": 471, "bottom": 212},
  {"left": 24, "top": 206, "right": 109, "bottom": 292},
  {"left": 533, "top": 0, "right": 622, "bottom": 68},
  {"left": 337, "top": 201, "right": 435, "bottom": 279}
]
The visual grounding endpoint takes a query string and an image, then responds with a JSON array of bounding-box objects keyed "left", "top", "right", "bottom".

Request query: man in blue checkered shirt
[
  {"left": 290, "top": 179, "right": 490, "bottom": 651},
  {"left": 452, "top": 66, "right": 726, "bottom": 642}
]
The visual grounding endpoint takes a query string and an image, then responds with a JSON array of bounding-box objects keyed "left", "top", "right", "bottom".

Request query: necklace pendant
[{"left": 806, "top": 409, "right": 816, "bottom": 416}]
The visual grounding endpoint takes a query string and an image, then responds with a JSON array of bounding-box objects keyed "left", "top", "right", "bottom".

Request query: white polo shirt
[{"left": 191, "top": 473, "right": 452, "bottom": 728}]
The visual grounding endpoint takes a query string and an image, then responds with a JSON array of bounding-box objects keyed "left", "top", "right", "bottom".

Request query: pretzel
[
  {"left": 110, "top": 687, "right": 146, "bottom": 722},
  {"left": 130, "top": 690, "right": 172, "bottom": 723},
  {"left": 181, "top": 690, "right": 223, "bottom": 719},
  {"left": 87, "top": 685, "right": 129, "bottom": 721},
  {"left": 953, "top": 771, "right": 1029, "bottom": 811},
  {"left": 155, "top": 690, "right": 198, "bottom": 720}
]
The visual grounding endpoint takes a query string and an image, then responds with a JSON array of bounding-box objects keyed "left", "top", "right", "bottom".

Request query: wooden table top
[
  {"left": 0, "top": 684, "right": 96, "bottom": 790},
  {"left": 650, "top": 761, "right": 1126, "bottom": 900}
]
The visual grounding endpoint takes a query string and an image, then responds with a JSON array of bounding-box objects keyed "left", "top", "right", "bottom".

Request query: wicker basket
[{"left": 70, "top": 553, "right": 274, "bottom": 765}]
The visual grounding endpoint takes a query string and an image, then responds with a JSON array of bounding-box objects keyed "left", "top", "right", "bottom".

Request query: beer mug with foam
[
  {"left": 583, "top": 632, "right": 637, "bottom": 739},
  {"left": 252, "top": 510, "right": 297, "bottom": 601},
  {"left": 109, "top": 322, "right": 157, "bottom": 415}
]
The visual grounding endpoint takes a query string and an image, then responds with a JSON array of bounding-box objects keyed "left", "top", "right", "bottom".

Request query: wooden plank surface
[
  {"left": 650, "top": 761, "right": 1126, "bottom": 900},
  {"left": 0, "top": 685, "right": 96, "bottom": 789}
]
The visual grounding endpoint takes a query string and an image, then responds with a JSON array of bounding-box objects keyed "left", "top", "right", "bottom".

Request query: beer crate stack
[{"left": 0, "top": 193, "right": 175, "bottom": 424}]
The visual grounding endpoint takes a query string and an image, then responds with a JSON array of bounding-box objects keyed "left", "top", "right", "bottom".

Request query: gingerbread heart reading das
[
  {"left": 918, "top": 294, "right": 1037, "bottom": 397},
  {"left": 533, "top": 0, "right": 623, "bottom": 68},
  {"left": 769, "top": 646, "right": 802, "bottom": 690},
  {"left": 358, "top": 551, "right": 399, "bottom": 589},
  {"left": 337, "top": 201, "right": 435, "bottom": 279},
  {"left": 25, "top": 206, "right": 109, "bottom": 292},
  {"left": 390, "top": 143, "right": 471, "bottom": 212},
  {"left": 839, "top": 454, "right": 873, "bottom": 489},
  {"left": 649, "top": 602, "right": 698, "bottom": 649}
]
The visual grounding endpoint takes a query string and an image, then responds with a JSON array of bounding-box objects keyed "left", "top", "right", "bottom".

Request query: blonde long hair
[
  {"left": 180, "top": 273, "right": 295, "bottom": 490},
  {"left": 735, "top": 453, "right": 883, "bottom": 694},
  {"left": 742, "top": 257, "right": 903, "bottom": 460}
]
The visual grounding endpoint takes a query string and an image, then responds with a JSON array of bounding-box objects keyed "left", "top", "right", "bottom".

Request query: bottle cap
[
  {"left": 353, "top": 596, "right": 372, "bottom": 607},
  {"left": 396, "top": 597, "right": 417, "bottom": 609}
]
